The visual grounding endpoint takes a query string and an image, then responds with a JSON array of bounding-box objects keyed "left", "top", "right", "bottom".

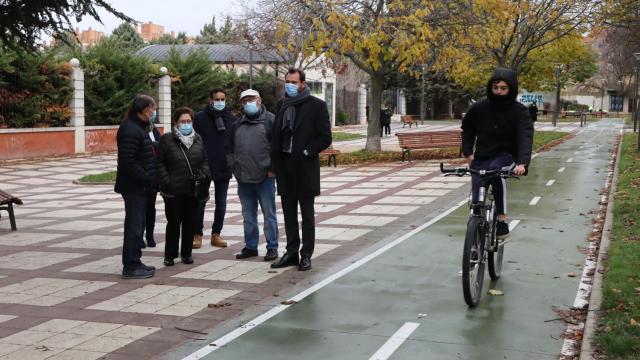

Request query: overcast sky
[{"left": 69, "top": 0, "right": 251, "bottom": 36}]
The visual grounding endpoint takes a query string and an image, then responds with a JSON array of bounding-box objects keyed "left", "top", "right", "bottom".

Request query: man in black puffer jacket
[
  {"left": 461, "top": 67, "right": 534, "bottom": 240},
  {"left": 115, "top": 94, "right": 158, "bottom": 279}
]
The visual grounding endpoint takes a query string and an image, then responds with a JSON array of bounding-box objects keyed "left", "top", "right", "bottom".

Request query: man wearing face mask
[
  {"left": 115, "top": 94, "right": 158, "bottom": 279},
  {"left": 461, "top": 67, "right": 533, "bottom": 240},
  {"left": 270, "top": 68, "right": 332, "bottom": 271},
  {"left": 226, "top": 89, "right": 279, "bottom": 261},
  {"left": 193, "top": 88, "right": 237, "bottom": 249}
]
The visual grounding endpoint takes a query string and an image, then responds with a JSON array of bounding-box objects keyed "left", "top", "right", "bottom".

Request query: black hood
[{"left": 486, "top": 67, "right": 518, "bottom": 103}]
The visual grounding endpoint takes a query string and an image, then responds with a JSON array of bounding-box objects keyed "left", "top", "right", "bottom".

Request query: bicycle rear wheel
[
  {"left": 462, "top": 216, "right": 485, "bottom": 307},
  {"left": 485, "top": 188, "right": 504, "bottom": 280},
  {"left": 488, "top": 237, "right": 505, "bottom": 280}
]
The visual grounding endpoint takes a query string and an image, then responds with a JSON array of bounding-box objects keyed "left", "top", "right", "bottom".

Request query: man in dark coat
[
  {"left": 114, "top": 94, "right": 158, "bottom": 279},
  {"left": 270, "top": 68, "right": 332, "bottom": 271},
  {"left": 461, "top": 67, "right": 533, "bottom": 240},
  {"left": 193, "top": 88, "right": 237, "bottom": 249}
]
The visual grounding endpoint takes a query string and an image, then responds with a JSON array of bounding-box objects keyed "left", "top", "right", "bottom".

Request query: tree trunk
[{"left": 365, "top": 74, "right": 384, "bottom": 151}]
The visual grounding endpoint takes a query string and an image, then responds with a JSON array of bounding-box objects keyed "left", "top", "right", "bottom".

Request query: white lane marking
[
  {"left": 546, "top": 180, "right": 556, "bottom": 187},
  {"left": 509, "top": 219, "right": 521, "bottom": 231},
  {"left": 182, "top": 199, "right": 469, "bottom": 360},
  {"left": 558, "top": 167, "right": 566, "bottom": 173},
  {"left": 368, "top": 322, "right": 421, "bottom": 360},
  {"left": 567, "top": 158, "right": 574, "bottom": 163},
  {"left": 529, "top": 196, "right": 541, "bottom": 206}
]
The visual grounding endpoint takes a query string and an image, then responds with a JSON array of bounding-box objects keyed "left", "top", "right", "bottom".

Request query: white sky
[{"left": 67, "top": 0, "right": 251, "bottom": 37}]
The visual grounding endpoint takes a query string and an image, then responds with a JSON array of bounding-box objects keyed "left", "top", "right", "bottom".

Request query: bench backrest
[{"left": 396, "top": 130, "right": 462, "bottom": 148}]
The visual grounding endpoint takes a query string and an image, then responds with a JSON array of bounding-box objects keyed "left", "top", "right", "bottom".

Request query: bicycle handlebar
[{"left": 439, "top": 163, "right": 519, "bottom": 179}]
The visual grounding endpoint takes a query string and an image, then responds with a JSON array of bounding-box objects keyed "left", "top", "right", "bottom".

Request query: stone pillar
[
  {"left": 398, "top": 90, "right": 407, "bottom": 115},
  {"left": 358, "top": 84, "right": 367, "bottom": 125},
  {"left": 69, "top": 58, "right": 85, "bottom": 153},
  {"left": 158, "top": 67, "right": 172, "bottom": 132}
]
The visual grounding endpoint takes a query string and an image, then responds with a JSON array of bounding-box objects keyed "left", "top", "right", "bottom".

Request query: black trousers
[
  {"left": 144, "top": 192, "right": 157, "bottom": 242},
  {"left": 281, "top": 195, "right": 315, "bottom": 258},
  {"left": 163, "top": 195, "right": 196, "bottom": 259},
  {"left": 122, "top": 193, "right": 146, "bottom": 270}
]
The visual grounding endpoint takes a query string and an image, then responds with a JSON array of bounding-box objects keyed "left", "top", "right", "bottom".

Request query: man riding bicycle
[{"left": 461, "top": 68, "right": 534, "bottom": 240}]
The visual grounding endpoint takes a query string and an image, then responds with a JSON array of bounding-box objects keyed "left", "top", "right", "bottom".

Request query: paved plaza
[{"left": 0, "top": 147, "right": 472, "bottom": 359}]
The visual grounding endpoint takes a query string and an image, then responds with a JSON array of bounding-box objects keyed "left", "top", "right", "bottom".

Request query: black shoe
[
  {"left": 181, "top": 256, "right": 194, "bottom": 264},
  {"left": 122, "top": 266, "right": 155, "bottom": 279},
  {"left": 236, "top": 248, "right": 259, "bottom": 259},
  {"left": 270, "top": 252, "right": 299, "bottom": 268},
  {"left": 496, "top": 221, "right": 510, "bottom": 240},
  {"left": 141, "top": 263, "right": 155, "bottom": 271},
  {"left": 164, "top": 258, "right": 175, "bottom": 266},
  {"left": 298, "top": 257, "right": 311, "bottom": 271},
  {"left": 146, "top": 238, "right": 156, "bottom": 248},
  {"left": 264, "top": 249, "right": 278, "bottom": 261},
  {"left": 139, "top": 242, "right": 147, "bottom": 249}
]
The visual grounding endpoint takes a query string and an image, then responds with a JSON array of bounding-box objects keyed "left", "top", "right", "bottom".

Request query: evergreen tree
[
  {"left": 196, "top": 16, "right": 219, "bottom": 44},
  {"left": 109, "top": 23, "right": 144, "bottom": 52}
]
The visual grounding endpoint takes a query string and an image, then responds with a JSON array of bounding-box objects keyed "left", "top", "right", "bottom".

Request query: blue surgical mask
[
  {"left": 244, "top": 101, "right": 260, "bottom": 116},
  {"left": 150, "top": 110, "right": 157, "bottom": 123},
  {"left": 212, "top": 101, "right": 225, "bottom": 111},
  {"left": 179, "top": 123, "right": 193, "bottom": 135},
  {"left": 284, "top": 83, "right": 299, "bottom": 97}
]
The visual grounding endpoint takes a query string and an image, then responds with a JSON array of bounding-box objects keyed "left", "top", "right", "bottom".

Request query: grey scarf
[
  {"left": 174, "top": 128, "right": 195, "bottom": 149},
  {"left": 280, "top": 86, "right": 311, "bottom": 153}
]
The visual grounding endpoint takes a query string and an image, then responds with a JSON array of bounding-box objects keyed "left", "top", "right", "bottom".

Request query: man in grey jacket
[{"left": 227, "top": 89, "right": 279, "bottom": 261}]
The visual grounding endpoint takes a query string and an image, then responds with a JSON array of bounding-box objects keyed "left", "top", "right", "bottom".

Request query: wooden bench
[
  {"left": 0, "top": 190, "right": 23, "bottom": 231},
  {"left": 396, "top": 130, "right": 462, "bottom": 162},
  {"left": 320, "top": 147, "right": 341, "bottom": 167},
  {"left": 400, "top": 115, "right": 420, "bottom": 128}
]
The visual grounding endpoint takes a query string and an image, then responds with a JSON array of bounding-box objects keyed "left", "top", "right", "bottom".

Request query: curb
[{"left": 579, "top": 130, "right": 623, "bottom": 358}]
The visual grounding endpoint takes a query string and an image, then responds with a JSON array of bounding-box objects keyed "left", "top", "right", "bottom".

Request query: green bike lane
[{"left": 184, "top": 120, "right": 621, "bottom": 360}]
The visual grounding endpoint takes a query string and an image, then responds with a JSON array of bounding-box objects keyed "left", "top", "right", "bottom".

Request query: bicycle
[{"left": 440, "top": 163, "right": 518, "bottom": 307}]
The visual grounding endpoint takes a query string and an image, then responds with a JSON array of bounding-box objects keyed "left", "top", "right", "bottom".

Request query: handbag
[{"left": 178, "top": 144, "right": 209, "bottom": 201}]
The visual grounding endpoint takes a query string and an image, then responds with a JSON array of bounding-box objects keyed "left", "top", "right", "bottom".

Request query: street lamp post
[
  {"left": 633, "top": 53, "right": 640, "bottom": 150},
  {"left": 552, "top": 63, "right": 563, "bottom": 127},
  {"left": 634, "top": 53, "right": 640, "bottom": 135}
]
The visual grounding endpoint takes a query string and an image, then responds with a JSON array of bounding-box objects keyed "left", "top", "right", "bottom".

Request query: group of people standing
[{"left": 115, "top": 68, "right": 332, "bottom": 279}]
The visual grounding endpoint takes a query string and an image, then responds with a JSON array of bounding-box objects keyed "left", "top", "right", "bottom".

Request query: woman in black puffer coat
[{"left": 157, "top": 107, "right": 211, "bottom": 266}]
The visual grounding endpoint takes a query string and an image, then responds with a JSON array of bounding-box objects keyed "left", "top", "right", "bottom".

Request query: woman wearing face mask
[{"left": 157, "top": 107, "right": 211, "bottom": 266}]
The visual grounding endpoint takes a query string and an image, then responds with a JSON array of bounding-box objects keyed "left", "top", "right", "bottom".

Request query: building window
[{"left": 307, "top": 81, "right": 323, "bottom": 96}]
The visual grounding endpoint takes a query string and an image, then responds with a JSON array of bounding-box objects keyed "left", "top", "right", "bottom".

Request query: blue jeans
[
  {"left": 470, "top": 153, "right": 514, "bottom": 215},
  {"left": 195, "top": 178, "right": 230, "bottom": 235},
  {"left": 237, "top": 177, "right": 279, "bottom": 251}
]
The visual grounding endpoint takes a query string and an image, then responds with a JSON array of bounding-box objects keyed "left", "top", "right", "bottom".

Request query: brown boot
[
  {"left": 193, "top": 234, "right": 202, "bottom": 249},
  {"left": 211, "top": 233, "right": 227, "bottom": 247}
]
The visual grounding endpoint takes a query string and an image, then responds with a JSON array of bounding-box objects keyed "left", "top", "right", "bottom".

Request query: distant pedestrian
[
  {"left": 227, "top": 89, "right": 279, "bottom": 261},
  {"left": 157, "top": 107, "right": 211, "bottom": 266},
  {"left": 380, "top": 102, "right": 392, "bottom": 136},
  {"left": 193, "top": 88, "right": 237, "bottom": 249},
  {"left": 528, "top": 102, "right": 538, "bottom": 122},
  {"left": 115, "top": 94, "right": 158, "bottom": 279},
  {"left": 270, "top": 68, "right": 332, "bottom": 271},
  {"left": 142, "top": 120, "right": 161, "bottom": 249}
]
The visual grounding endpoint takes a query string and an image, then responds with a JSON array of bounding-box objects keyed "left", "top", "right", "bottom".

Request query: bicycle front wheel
[
  {"left": 488, "top": 237, "right": 505, "bottom": 280},
  {"left": 462, "top": 217, "right": 485, "bottom": 307}
]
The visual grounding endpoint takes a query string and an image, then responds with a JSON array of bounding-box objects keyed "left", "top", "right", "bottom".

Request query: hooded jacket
[
  {"left": 193, "top": 105, "right": 237, "bottom": 181},
  {"left": 226, "top": 105, "right": 275, "bottom": 184},
  {"left": 461, "top": 68, "right": 534, "bottom": 165}
]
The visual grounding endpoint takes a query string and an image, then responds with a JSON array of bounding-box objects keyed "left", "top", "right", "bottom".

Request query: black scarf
[
  {"left": 205, "top": 105, "right": 227, "bottom": 131},
  {"left": 280, "top": 87, "right": 311, "bottom": 153}
]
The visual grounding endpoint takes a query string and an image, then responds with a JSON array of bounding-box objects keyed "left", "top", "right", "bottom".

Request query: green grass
[
  {"left": 332, "top": 132, "right": 366, "bottom": 142},
  {"left": 532, "top": 131, "right": 569, "bottom": 152},
  {"left": 596, "top": 133, "right": 640, "bottom": 358},
  {"left": 76, "top": 171, "right": 117, "bottom": 184}
]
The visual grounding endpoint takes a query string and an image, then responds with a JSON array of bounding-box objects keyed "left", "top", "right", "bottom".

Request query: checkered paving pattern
[{"left": 0, "top": 152, "right": 469, "bottom": 358}]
